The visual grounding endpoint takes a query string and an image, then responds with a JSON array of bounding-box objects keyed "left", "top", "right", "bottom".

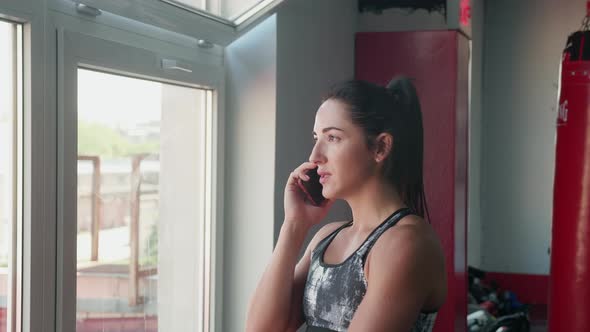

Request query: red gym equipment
[{"left": 548, "top": 2, "right": 590, "bottom": 331}]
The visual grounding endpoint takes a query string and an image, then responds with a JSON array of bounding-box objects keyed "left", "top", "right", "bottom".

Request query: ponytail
[{"left": 385, "top": 77, "right": 430, "bottom": 221}]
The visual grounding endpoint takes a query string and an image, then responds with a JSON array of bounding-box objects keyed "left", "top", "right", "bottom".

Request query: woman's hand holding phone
[{"left": 284, "top": 162, "right": 333, "bottom": 230}]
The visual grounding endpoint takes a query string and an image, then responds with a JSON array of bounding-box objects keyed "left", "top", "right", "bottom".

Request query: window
[
  {"left": 0, "top": 19, "right": 22, "bottom": 332},
  {"left": 75, "top": 68, "right": 214, "bottom": 331},
  {"left": 163, "top": 0, "right": 277, "bottom": 25}
]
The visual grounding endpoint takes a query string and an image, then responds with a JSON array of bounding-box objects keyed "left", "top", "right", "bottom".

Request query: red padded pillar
[
  {"left": 549, "top": 60, "right": 590, "bottom": 331},
  {"left": 355, "top": 31, "right": 469, "bottom": 332}
]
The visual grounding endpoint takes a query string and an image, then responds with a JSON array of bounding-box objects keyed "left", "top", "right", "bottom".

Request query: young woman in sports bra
[{"left": 246, "top": 77, "right": 447, "bottom": 332}]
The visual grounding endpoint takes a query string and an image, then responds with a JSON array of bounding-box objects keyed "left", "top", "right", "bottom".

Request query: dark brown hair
[{"left": 323, "top": 77, "right": 430, "bottom": 221}]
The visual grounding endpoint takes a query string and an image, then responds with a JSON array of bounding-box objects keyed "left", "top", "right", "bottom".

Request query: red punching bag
[{"left": 549, "top": 6, "right": 590, "bottom": 331}]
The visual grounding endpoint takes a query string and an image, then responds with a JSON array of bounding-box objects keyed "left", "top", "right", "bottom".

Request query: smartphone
[{"left": 297, "top": 167, "right": 326, "bottom": 207}]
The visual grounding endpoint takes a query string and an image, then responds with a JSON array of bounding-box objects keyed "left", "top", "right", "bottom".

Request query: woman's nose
[{"left": 308, "top": 143, "right": 326, "bottom": 164}]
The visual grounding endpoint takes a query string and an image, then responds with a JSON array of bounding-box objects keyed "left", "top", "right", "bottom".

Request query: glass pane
[
  {"left": 76, "top": 69, "right": 211, "bottom": 332},
  {"left": 166, "top": 0, "right": 269, "bottom": 22},
  {"left": 0, "top": 19, "right": 21, "bottom": 332}
]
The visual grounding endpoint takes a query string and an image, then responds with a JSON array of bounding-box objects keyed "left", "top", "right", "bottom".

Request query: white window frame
[
  {"left": 1, "top": 1, "right": 230, "bottom": 331},
  {"left": 56, "top": 28, "right": 225, "bottom": 332},
  {"left": 160, "top": 0, "right": 284, "bottom": 27},
  {"left": 0, "top": 3, "right": 51, "bottom": 332},
  {"left": 48, "top": 0, "right": 285, "bottom": 46},
  {"left": 0, "top": 17, "right": 23, "bottom": 332},
  {"left": 0, "top": 0, "right": 35, "bottom": 15}
]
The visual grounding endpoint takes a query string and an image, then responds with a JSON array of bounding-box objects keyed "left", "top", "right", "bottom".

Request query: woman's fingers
[
  {"left": 294, "top": 162, "right": 317, "bottom": 181},
  {"left": 287, "top": 162, "right": 316, "bottom": 185}
]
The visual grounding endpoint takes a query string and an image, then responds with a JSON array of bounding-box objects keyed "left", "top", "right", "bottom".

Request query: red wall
[
  {"left": 355, "top": 31, "right": 469, "bottom": 332},
  {"left": 485, "top": 272, "right": 549, "bottom": 305}
]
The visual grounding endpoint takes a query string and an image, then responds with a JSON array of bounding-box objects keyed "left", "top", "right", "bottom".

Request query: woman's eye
[{"left": 328, "top": 135, "right": 339, "bottom": 142}]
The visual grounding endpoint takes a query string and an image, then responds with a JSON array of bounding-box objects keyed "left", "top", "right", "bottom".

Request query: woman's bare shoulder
[
  {"left": 377, "top": 215, "right": 442, "bottom": 257},
  {"left": 366, "top": 215, "right": 447, "bottom": 308},
  {"left": 369, "top": 215, "right": 445, "bottom": 278}
]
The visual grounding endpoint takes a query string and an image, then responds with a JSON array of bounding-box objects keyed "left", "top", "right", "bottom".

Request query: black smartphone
[{"left": 297, "top": 167, "right": 326, "bottom": 207}]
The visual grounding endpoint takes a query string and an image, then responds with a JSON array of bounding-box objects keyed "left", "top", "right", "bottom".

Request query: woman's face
[{"left": 310, "top": 98, "right": 378, "bottom": 200}]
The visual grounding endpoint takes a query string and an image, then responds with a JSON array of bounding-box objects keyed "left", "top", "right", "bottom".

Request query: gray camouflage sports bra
[{"left": 302, "top": 208, "right": 438, "bottom": 332}]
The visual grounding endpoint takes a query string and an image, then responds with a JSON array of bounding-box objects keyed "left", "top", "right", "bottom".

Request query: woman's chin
[{"left": 321, "top": 187, "right": 336, "bottom": 200}]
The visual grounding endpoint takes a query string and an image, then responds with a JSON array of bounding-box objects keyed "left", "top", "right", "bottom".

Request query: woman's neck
[{"left": 345, "top": 178, "right": 406, "bottom": 232}]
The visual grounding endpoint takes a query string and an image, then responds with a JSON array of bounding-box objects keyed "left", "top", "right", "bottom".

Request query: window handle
[{"left": 75, "top": 3, "right": 102, "bottom": 17}]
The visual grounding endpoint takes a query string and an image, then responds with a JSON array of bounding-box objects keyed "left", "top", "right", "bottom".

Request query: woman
[{"left": 246, "top": 77, "right": 447, "bottom": 331}]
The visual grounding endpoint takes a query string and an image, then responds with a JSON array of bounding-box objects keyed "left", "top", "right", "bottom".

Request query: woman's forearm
[{"left": 245, "top": 221, "right": 309, "bottom": 331}]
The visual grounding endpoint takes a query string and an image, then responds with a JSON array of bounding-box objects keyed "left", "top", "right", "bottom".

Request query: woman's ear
[{"left": 373, "top": 133, "right": 393, "bottom": 163}]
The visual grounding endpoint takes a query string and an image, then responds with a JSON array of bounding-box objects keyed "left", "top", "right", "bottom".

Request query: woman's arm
[
  {"left": 245, "top": 221, "right": 310, "bottom": 332},
  {"left": 246, "top": 161, "right": 335, "bottom": 332},
  {"left": 246, "top": 221, "right": 346, "bottom": 332}
]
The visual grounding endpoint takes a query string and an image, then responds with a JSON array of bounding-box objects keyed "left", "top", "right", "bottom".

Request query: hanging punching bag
[{"left": 549, "top": 4, "right": 590, "bottom": 331}]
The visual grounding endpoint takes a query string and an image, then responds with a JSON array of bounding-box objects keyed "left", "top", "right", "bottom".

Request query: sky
[{"left": 77, "top": 68, "right": 163, "bottom": 127}]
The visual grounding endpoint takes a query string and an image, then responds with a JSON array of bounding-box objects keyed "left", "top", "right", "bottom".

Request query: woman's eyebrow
[{"left": 312, "top": 127, "right": 345, "bottom": 135}]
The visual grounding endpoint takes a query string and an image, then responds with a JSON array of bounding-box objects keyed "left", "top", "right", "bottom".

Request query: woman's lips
[{"left": 318, "top": 172, "right": 331, "bottom": 184}]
